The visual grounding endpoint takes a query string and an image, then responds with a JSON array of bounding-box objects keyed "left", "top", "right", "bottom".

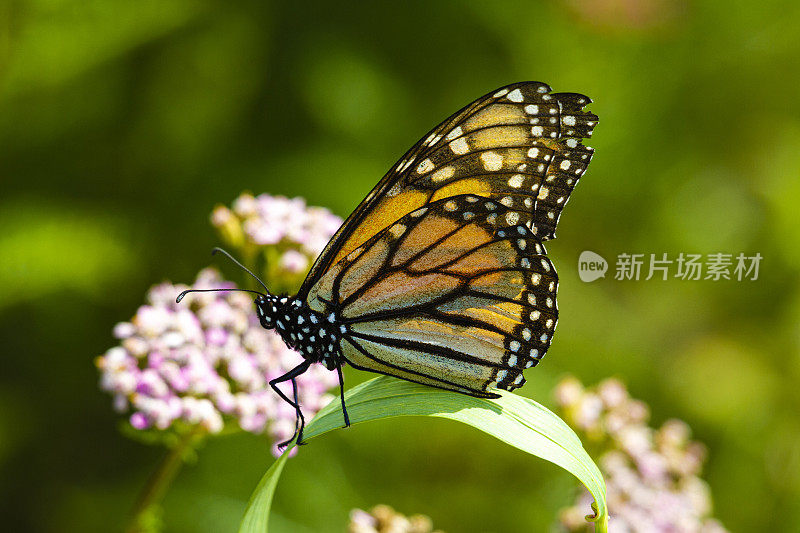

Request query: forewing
[
  {"left": 311, "top": 194, "right": 559, "bottom": 395},
  {"left": 298, "top": 82, "right": 596, "bottom": 299}
]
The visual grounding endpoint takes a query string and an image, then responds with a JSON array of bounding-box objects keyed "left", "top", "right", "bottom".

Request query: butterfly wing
[
  {"left": 308, "top": 195, "right": 558, "bottom": 396},
  {"left": 299, "top": 81, "right": 597, "bottom": 300}
]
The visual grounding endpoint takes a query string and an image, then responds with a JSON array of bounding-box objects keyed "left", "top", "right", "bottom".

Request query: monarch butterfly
[{"left": 178, "top": 81, "right": 597, "bottom": 446}]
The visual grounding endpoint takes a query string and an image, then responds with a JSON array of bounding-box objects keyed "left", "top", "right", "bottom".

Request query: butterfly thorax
[{"left": 255, "top": 294, "right": 344, "bottom": 370}]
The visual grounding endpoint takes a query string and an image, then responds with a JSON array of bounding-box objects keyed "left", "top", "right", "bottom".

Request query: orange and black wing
[
  {"left": 307, "top": 195, "right": 558, "bottom": 396},
  {"left": 298, "top": 81, "right": 597, "bottom": 300}
]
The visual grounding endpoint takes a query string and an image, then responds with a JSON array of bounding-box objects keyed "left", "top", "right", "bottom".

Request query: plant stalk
[{"left": 126, "top": 429, "right": 204, "bottom": 533}]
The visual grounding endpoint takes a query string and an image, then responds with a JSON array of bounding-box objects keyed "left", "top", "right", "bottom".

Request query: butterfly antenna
[
  {"left": 211, "top": 247, "right": 271, "bottom": 293},
  {"left": 176, "top": 287, "right": 266, "bottom": 303}
]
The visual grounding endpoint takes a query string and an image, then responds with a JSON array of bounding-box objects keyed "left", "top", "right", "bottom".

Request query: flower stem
[{"left": 126, "top": 429, "right": 204, "bottom": 533}]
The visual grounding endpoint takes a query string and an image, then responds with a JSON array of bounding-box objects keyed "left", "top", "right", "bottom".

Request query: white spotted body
[{"left": 256, "top": 294, "right": 344, "bottom": 370}]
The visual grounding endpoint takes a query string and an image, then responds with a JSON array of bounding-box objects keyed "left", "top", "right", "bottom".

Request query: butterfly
[{"left": 178, "top": 81, "right": 597, "bottom": 447}]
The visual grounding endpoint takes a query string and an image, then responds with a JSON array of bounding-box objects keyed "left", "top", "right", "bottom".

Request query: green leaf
[
  {"left": 239, "top": 375, "right": 608, "bottom": 533},
  {"left": 239, "top": 451, "right": 290, "bottom": 533}
]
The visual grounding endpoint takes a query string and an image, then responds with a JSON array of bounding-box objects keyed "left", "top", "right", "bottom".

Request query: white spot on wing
[
  {"left": 480, "top": 151, "right": 503, "bottom": 171},
  {"left": 416, "top": 158, "right": 434, "bottom": 174},
  {"left": 445, "top": 126, "right": 463, "bottom": 141},
  {"left": 507, "top": 88, "right": 524, "bottom": 102},
  {"left": 431, "top": 166, "right": 455, "bottom": 183},
  {"left": 508, "top": 174, "right": 524, "bottom": 188},
  {"left": 449, "top": 137, "right": 469, "bottom": 155}
]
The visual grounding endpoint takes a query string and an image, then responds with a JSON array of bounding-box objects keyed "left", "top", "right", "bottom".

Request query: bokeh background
[{"left": 2, "top": 1, "right": 800, "bottom": 531}]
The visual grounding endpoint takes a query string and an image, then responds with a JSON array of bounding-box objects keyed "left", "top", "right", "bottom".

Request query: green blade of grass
[{"left": 239, "top": 375, "right": 608, "bottom": 533}]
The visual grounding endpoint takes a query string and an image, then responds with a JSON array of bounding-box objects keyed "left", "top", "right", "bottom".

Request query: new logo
[{"left": 578, "top": 251, "right": 608, "bottom": 282}]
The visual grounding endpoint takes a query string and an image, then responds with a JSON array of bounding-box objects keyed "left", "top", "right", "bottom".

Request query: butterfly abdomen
[{"left": 255, "top": 294, "right": 344, "bottom": 370}]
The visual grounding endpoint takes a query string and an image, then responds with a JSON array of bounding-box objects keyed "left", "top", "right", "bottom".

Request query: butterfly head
[{"left": 254, "top": 293, "right": 282, "bottom": 330}]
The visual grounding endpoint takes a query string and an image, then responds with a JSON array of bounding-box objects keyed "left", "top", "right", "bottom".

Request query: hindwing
[{"left": 309, "top": 194, "right": 559, "bottom": 395}]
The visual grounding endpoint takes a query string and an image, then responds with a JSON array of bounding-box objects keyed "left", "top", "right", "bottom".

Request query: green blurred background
[{"left": 2, "top": 0, "right": 799, "bottom": 531}]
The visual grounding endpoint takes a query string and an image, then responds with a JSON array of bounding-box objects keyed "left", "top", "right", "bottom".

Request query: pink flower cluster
[
  {"left": 96, "top": 268, "right": 338, "bottom": 455},
  {"left": 348, "top": 505, "right": 440, "bottom": 533},
  {"left": 211, "top": 193, "right": 343, "bottom": 274},
  {"left": 555, "top": 377, "right": 728, "bottom": 533}
]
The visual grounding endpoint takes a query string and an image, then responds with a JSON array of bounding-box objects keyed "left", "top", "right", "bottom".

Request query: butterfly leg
[
  {"left": 269, "top": 359, "right": 311, "bottom": 449},
  {"left": 335, "top": 362, "right": 350, "bottom": 428},
  {"left": 289, "top": 376, "right": 306, "bottom": 445}
]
